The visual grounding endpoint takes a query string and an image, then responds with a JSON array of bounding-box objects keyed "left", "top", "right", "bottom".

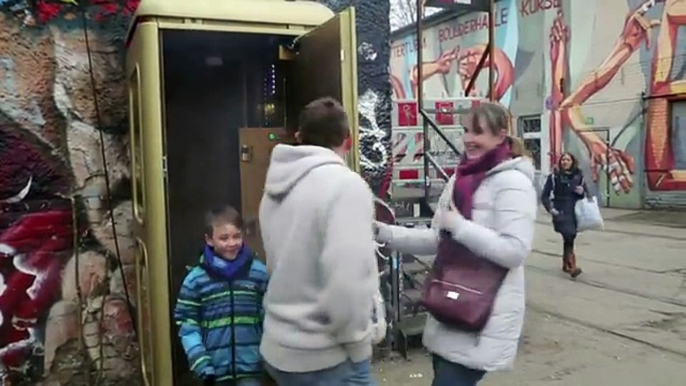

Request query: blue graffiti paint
[{"left": 0, "top": 0, "right": 29, "bottom": 12}]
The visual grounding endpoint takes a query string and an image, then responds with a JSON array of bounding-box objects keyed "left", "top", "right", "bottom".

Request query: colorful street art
[
  {"left": 0, "top": 0, "right": 138, "bottom": 25},
  {"left": 0, "top": 1, "right": 140, "bottom": 384},
  {"left": 390, "top": 0, "right": 686, "bottom": 208}
]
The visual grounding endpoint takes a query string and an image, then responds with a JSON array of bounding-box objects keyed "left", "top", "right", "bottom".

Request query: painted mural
[
  {"left": 0, "top": 0, "right": 392, "bottom": 384},
  {"left": 0, "top": 1, "right": 140, "bottom": 384},
  {"left": 390, "top": 0, "right": 686, "bottom": 208},
  {"left": 328, "top": 0, "right": 393, "bottom": 199}
]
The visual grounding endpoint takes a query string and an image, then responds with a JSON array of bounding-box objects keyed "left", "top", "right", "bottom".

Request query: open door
[
  {"left": 288, "top": 7, "right": 360, "bottom": 172},
  {"left": 239, "top": 127, "right": 286, "bottom": 260}
]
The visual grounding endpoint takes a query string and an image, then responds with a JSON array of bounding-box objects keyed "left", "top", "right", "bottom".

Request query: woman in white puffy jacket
[{"left": 375, "top": 102, "right": 537, "bottom": 386}]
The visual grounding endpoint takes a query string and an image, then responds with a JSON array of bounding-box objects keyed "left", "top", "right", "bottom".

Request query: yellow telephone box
[{"left": 125, "top": 0, "right": 359, "bottom": 384}]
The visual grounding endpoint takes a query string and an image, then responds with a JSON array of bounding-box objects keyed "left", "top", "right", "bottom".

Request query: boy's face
[{"left": 206, "top": 222, "right": 243, "bottom": 260}]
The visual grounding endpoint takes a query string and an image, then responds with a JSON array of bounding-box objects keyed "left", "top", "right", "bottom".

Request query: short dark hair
[
  {"left": 298, "top": 97, "right": 350, "bottom": 148},
  {"left": 204, "top": 206, "right": 244, "bottom": 235}
]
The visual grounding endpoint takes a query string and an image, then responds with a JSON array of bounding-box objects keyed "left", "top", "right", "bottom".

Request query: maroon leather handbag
[{"left": 420, "top": 236, "right": 508, "bottom": 332}]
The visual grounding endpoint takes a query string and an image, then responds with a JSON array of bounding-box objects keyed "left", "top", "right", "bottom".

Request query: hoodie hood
[
  {"left": 264, "top": 144, "right": 346, "bottom": 197},
  {"left": 487, "top": 156, "right": 536, "bottom": 182}
]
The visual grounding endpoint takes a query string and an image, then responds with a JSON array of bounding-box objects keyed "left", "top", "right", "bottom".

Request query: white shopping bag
[{"left": 575, "top": 197, "right": 604, "bottom": 232}]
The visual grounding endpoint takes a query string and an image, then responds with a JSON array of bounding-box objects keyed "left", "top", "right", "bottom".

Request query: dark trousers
[
  {"left": 563, "top": 234, "right": 575, "bottom": 249},
  {"left": 431, "top": 355, "right": 486, "bottom": 386}
]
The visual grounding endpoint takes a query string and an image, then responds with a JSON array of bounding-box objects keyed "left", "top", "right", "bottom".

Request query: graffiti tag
[{"left": 519, "top": 0, "right": 561, "bottom": 17}]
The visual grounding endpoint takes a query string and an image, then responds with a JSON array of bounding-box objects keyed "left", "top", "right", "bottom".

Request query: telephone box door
[
  {"left": 127, "top": 21, "right": 172, "bottom": 386},
  {"left": 289, "top": 7, "right": 360, "bottom": 171}
]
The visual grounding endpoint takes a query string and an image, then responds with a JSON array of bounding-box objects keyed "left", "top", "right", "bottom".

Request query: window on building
[
  {"left": 671, "top": 100, "right": 686, "bottom": 169},
  {"left": 517, "top": 115, "right": 542, "bottom": 170}
]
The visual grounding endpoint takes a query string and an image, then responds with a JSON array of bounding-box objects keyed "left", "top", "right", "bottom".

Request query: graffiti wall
[
  {"left": 0, "top": 1, "right": 139, "bottom": 384},
  {"left": 0, "top": 0, "right": 391, "bottom": 384},
  {"left": 390, "top": 0, "right": 686, "bottom": 208},
  {"left": 323, "top": 0, "right": 393, "bottom": 198}
]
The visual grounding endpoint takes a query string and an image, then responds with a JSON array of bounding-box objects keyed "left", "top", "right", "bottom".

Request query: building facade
[{"left": 390, "top": 0, "right": 686, "bottom": 209}]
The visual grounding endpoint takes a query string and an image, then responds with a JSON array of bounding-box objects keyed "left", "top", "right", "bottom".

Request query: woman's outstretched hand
[{"left": 438, "top": 200, "right": 464, "bottom": 233}]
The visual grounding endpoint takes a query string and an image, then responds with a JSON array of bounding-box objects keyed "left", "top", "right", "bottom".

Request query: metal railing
[
  {"left": 414, "top": 0, "right": 495, "bottom": 207},
  {"left": 418, "top": 109, "right": 460, "bottom": 204}
]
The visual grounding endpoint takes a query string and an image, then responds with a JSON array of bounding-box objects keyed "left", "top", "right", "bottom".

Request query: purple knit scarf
[
  {"left": 436, "top": 142, "right": 511, "bottom": 265},
  {"left": 452, "top": 141, "right": 512, "bottom": 220}
]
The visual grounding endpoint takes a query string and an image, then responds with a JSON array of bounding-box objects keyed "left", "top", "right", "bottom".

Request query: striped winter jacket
[{"left": 174, "top": 249, "right": 268, "bottom": 382}]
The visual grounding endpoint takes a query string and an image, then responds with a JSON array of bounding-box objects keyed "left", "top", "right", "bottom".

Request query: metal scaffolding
[{"left": 415, "top": 0, "right": 497, "bottom": 200}]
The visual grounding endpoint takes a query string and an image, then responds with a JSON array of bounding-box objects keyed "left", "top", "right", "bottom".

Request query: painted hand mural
[
  {"left": 547, "top": 5, "right": 656, "bottom": 193},
  {"left": 391, "top": 45, "right": 515, "bottom": 100},
  {"left": 549, "top": 0, "right": 686, "bottom": 194},
  {"left": 389, "top": 0, "right": 686, "bottom": 206}
]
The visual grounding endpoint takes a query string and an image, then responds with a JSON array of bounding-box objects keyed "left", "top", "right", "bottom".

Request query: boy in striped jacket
[{"left": 175, "top": 206, "right": 268, "bottom": 386}]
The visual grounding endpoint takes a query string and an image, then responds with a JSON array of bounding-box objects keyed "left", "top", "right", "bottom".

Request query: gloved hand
[
  {"left": 203, "top": 375, "right": 216, "bottom": 386},
  {"left": 198, "top": 366, "right": 215, "bottom": 386},
  {"left": 550, "top": 208, "right": 560, "bottom": 216}
]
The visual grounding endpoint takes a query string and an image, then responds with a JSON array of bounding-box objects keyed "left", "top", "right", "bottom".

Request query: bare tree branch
[{"left": 390, "top": 0, "right": 440, "bottom": 31}]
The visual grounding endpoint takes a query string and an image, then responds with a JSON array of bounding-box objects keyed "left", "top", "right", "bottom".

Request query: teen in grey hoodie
[{"left": 259, "top": 97, "right": 379, "bottom": 385}]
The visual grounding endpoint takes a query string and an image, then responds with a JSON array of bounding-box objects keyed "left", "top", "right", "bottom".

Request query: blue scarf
[{"left": 202, "top": 244, "right": 252, "bottom": 281}]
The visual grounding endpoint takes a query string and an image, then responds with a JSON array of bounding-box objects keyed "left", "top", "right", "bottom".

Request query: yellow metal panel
[
  {"left": 155, "top": 20, "right": 306, "bottom": 36},
  {"left": 126, "top": 21, "right": 174, "bottom": 386},
  {"left": 127, "top": 0, "right": 334, "bottom": 42}
]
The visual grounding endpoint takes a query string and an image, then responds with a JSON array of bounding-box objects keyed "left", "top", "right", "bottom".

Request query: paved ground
[{"left": 374, "top": 209, "right": 686, "bottom": 385}]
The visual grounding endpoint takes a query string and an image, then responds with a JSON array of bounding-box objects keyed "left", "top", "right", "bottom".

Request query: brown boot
[
  {"left": 562, "top": 245, "right": 572, "bottom": 273},
  {"left": 568, "top": 249, "right": 582, "bottom": 278}
]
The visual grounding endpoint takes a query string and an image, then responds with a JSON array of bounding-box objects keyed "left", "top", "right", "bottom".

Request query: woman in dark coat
[{"left": 541, "top": 152, "right": 588, "bottom": 278}]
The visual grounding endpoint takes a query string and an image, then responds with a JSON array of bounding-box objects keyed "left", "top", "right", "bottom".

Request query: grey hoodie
[{"left": 258, "top": 144, "right": 378, "bottom": 372}]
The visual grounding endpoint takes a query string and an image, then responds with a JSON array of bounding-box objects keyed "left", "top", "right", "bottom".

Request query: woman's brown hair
[
  {"left": 557, "top": 152, "right": 579, "bottom": 172},
  {"left": 467, "top": 101, "right": 530, "bottom": 158}
]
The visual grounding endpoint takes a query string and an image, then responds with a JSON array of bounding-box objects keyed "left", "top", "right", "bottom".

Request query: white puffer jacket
[{"left": 377, "top": 157, "right": 537, "bottom": 372}]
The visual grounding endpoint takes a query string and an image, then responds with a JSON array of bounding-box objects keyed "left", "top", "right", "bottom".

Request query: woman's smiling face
[{"left": 462, "top": 114, "right": 506, "bottom": 160}]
